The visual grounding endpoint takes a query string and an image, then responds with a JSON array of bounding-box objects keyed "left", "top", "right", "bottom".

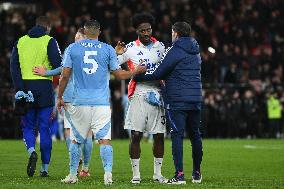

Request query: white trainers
[
  {"left": 192, "top": 174, "right": 202, "bottom": 184},
  {"left": 131, "top": 176, "right": 141, "bottom": 184},
  {"left": 192, "top": 171, "right": 202, "bottom": 184},
  {"left": 153, "top": 174, "right": 168, "bottom": 183},
  {"left": 61, "top": 174, "right": 78, "bottom": 184},
  {"left": 104, "top": 172, "right": 113, "bottom": 186}
]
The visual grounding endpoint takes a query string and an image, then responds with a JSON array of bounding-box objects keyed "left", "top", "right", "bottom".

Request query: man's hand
[
  {"left": 133, "top": 64, "right": 147, "bottom": 76},
  {"left": 33, "top": 66, "right": 47, "bottom": 76},
  {"left": 115, "top": 41, "right": 127, "bottom": 55},
  {"left": 56, "top": 97, "right": 65, "bottom": 114},
  {"left": 50, "top": 110, "right": 56, "bottom": 120}
]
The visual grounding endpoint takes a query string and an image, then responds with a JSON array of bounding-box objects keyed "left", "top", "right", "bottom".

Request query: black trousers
[{"left": 166, "top": 109, "right": 203, "bottom": 174}]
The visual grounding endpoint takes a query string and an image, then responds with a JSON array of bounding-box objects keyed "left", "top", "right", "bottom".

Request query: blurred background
[{"left": 0, "top": 0, "right": 283, "bottom": 139}]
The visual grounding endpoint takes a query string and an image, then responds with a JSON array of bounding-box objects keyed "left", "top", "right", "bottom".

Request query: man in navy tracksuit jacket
[
  {"left": 134, "top": 22, "right": 203, "bottom": 184},
  {"left": 10, "top": 16, "right": 61, "bottom": 177}
]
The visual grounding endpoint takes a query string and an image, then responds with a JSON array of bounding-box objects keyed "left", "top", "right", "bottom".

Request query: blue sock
[
  {"left": 100, "top": 145, "right": 113, "bottom": 172},
  {"left": 83, "top": 137, "right": 93, "bottom": 169},
  {"left": 28, "top": 147, "right": 35, "bottom": 156},
  {"left": 41, "top": 164, "right": 49, "bottom": 172},
  {"left": 69, "top": 142, "right": 81, "bottom": 175},
  {"left": 66, "top": 137, "right": 71, "bottom": 152}
]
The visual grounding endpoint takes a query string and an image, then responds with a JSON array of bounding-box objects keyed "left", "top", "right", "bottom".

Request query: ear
[
  {"left": 173, "top": 31, "right": 178, "bottom": 38},
  {"left": 96, "top": 29, "right": 101, "bottom": 36},
  {"left": 46, "top": 26, "right": 51, "bottom": 34}
]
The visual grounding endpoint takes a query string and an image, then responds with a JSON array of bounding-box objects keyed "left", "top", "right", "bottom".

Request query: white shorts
[
  {"left": 124, "top": 94, "right": 166, "bottom": 134},
  {"left": 63, "top": 103, "right": 71, "bottom": 129},
  {"left": 65, "top": 104, "right": 111, "bottom": 143},
  {"left": 63, "top": 111, "right": 71, "bottom": 129}
]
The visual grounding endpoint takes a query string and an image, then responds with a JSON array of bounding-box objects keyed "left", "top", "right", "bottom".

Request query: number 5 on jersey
[{"left": 83, "top": 51, "right": 98, "bottom": 74}]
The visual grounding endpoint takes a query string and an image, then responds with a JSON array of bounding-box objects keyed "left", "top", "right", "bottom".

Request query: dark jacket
[
  {"left": 10, "top": 26, "right": 62, "bottom": 107},
  {"left": 134, "top": 37, "right": 202, "bottom": 110}
]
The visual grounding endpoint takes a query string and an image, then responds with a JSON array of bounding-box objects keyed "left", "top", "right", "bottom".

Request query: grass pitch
[{"left": 0, "top": 139, "right": 283, "bottom": 189}]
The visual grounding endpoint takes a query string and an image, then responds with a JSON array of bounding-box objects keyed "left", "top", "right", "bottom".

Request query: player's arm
[
  {"left": 34, "top": 45, "right": 70, "bottom": 77},
  {"left": 10, "top": 41, "right": 24, "bottom": 91},
  {"left": 47, "top": 38, "right": 62, "bottom": 69},
  {"left": 110, "top": 44, "right": 146, "bottom": 79},
  {"left": 115, "top": 41, "right": 127, "bottom": 55},
  {"left": 112, "top": 66, "right": 146, "bottom": 80},
  {"left": 57, "top": 67, "right": 71, "bottom": 113},
  {"left": 134, "top": 46, "right": 179, "bottom": 81},
  {"left": 56, "top": 45, "right": 73, "bottom": 113},
  {"left": 33, "top": 66, "right": 62, "bottom": 76},
  {"left": 115, "top": 41, "right": 131, "bottom": 65},
  {"left": 57, "top": 67, "right": 71, "bottom": 98}
]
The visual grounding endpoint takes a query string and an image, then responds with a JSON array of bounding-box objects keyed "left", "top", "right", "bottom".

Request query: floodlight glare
[{"left": 208, "top": 47, "right": 216, "bottom": 54}]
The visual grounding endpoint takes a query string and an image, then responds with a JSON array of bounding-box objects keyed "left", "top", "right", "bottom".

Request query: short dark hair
[
  {"left": 84, "top": 19, "right": 100, "bottom": 34},
  {"left": 132, "top": 13, "right": 155, "bottom": 29},
  {"left": 36, "top": 16, "right": 51, "bottom": 28},
  {"left": 172, "top": 22, "right": 191, "bottom": 37}
]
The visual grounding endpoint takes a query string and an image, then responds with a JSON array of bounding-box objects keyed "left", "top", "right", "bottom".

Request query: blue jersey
[
  {"left": 62, "top": 77, "right": 73, "bottom": 103},
  {"left": 62, "top": 47, "right": 73, "bottom": 103},
  {"left": 62, "top": 39, "right": 120, "bottom": 105}
]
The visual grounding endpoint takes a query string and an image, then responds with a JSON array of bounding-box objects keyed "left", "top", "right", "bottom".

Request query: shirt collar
[{"left": 135, "top": 37, "right": 158, "bottom": 48}]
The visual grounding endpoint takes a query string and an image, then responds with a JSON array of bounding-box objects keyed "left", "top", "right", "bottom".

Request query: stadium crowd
[{"left": 0, "top": 0, "right": 284, "bottom": 139}]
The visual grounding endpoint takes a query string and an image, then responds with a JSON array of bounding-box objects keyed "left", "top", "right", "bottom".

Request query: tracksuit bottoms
[
  {"left": 166, "top": 109, "right": 203, "bottom": 175},
  {"left": 21, "top": 107, "right": 53, "bottom": 164}
]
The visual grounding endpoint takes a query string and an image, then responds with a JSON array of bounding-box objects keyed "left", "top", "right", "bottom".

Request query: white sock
[
  {"left": 154, "top": 157, "right": 163, "bottom": 176},
  {"left": 82, "top": 166, "right": 89, "bottom": 172},
  {"left": 130, "top": 158, "right": 140, "bottom": 178}
]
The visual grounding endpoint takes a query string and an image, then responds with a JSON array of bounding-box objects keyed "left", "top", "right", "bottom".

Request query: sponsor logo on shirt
[{"left": 137, "top": 51, "right": 143, "bottom": 55}]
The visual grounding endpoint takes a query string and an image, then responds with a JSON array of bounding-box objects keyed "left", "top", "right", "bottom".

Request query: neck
[
  {"left": 139, "top": 39, "right": 151, "bottom": 46},
  {"left": 173, "top": 37, "right": 179, "bottom": 43},
  {"left": 138, "top": 37, "right": 152, "bottom": 46},
  {"left": 86, "top": 34, "right": 98, "bottom": 40},
  {"left": 141, "top": 41, "right": 151, "bottom": 46}
]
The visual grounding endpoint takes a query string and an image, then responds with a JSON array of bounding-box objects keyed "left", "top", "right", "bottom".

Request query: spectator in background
[
  {"left": 242, "top": 89, "right": 258, "bottom": 138},
  {"left": 227, "top": 90, "right": 242, "bottom": 138},
  {"left": 280, "top": 91, "right": 284, "bottom": 138},
  {"left": 10, "top": 16, "right": 62, "bottom": 177},
  {"left": 224, "top": 63, "right": 239, "bottom": 84},
  {"left": 266, "top": 91, "right": 282, "bottom": 138}
]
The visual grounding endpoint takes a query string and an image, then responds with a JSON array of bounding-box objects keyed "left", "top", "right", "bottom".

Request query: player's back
[{"left": 68, "top": 39, "right": 118, "bottom": 106}]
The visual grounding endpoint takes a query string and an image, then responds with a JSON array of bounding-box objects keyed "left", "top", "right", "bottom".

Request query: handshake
[{"left": 14, "top": 91, "right": 34, "bottom": 115}]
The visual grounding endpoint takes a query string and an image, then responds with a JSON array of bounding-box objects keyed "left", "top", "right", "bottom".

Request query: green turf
[{"left": 0, "top": 139, "right": 283, "bottom": 189}]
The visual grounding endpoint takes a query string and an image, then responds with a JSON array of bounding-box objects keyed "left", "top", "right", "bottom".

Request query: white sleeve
[
  {"left": 159, "top": 42, "right": 166, "bottom": 54},
  {"left": 117, "top": 51, "right": 130, "bottom": 65}
]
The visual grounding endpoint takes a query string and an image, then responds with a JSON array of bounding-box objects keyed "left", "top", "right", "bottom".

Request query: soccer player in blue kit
[
  {"left": 57, "top": 19, "right": 146, "bottom": 185},
  {"left": 33, "top": 28, "right": 94, "bottom": 177}
]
